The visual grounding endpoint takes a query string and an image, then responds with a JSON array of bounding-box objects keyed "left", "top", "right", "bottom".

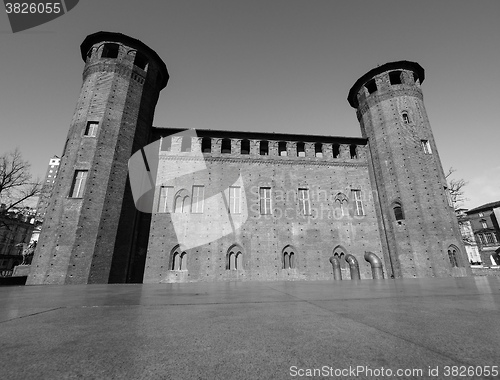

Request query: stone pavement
[{"left": 1, "top": 277, "right": 499, "bottom": 379}]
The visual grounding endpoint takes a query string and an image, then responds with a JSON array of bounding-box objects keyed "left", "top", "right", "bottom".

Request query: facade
[
  {"left": 27, "top": 32, "right": 470, "bottom": 285},
  {"left": 0, "top": 206, "right": 37, "bottom": 276},
  {"left": 456, "top": 208, "right": 482, "bottom": 265},
  {"left": 465, "top": 201, "right": 500, "bottom": 265},
  {"left": 36, "top": 155, "right": 61, "bottom": 219}
]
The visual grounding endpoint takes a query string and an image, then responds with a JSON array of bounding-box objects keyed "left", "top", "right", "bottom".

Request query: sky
[{"left": 0, "top": 0, "right": 499, "bottom": 210}]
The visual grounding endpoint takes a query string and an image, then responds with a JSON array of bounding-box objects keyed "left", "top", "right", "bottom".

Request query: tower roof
[
  {"left": 347, "top": 61, "right": 425, "bottom": 108},
  {"left": 80, "top": 31, "right": 169, "bottom": 90}
]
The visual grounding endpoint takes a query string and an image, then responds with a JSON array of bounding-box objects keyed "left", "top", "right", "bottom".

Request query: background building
[
  {"left": 456, "top": 208, "right": 482, "bottom": 265},
  {"left": 36, "top": 155, "right": 60, "bottom": 219},
  {"left": 466, "top": 201, "right": 500, "bottom": 265},
  {"left": 27, "top": 32, "right": 470, "bottom": 285}
]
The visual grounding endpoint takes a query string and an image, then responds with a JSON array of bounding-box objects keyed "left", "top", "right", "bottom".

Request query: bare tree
[
  {"left": 0, "top": 149, "right": 42, "bottom": 229},
  {"left": 445, "top": 167, "right": 468, "bottom": 210}
]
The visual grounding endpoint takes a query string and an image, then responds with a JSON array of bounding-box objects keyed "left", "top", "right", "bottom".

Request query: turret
[
  {"left": 348, "top": 61, "right": 470, "bottom": 278},
  {"left": 27, "top": 32, "right": 168, "bottom": 284}
]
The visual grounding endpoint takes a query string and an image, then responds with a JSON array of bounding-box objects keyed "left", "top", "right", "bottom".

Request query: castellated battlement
[{"left": 154, "top": 128, "right": 368, "bottom": 163}]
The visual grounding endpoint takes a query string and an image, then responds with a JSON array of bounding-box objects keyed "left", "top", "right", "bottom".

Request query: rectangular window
[
  {"left": 485, "top": 233, "right": 495, "bottom": 244},
  {"left": 229, "top": 186, "right": 241, "bottom": 214},
  {"left": 478, "top": 234, "right": 486, "bottom": 244},
  {"left": 69, "top": 170, "right": 88, "bottom": 198},
  {"left": 191, "top": 185, "right": 204, "bottom": 213},
  {"left": 158, "top": 186, "right": 172, "bottom": 213},
  {"left": 84, "top": 121, "right": 99, "bottom": 137},
  {"left": 478, "top": 212, "right": 484, "bottom": 217},
  {"left": 259, "top": 187, "right": 272, "bottom": 215},
  {"left": 421, "top": 140, "right": 432, "bottom": 154},
  {"left": 351, "top": 189, "right": 365, "bottom": 216},
  {"left": 481, "top": 220, "right": 488, "bottom": 229},
  {"left": 298, "top": 188, "right": 311, "bottom": 215}
]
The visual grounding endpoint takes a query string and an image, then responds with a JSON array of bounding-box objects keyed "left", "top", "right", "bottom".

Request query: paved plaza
[{"left": 1, "top": 277, "right": 499, "bottom": 379}]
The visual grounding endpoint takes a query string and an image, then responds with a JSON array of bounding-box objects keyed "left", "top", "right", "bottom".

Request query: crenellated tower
[
  {"left": 348, "top": 61, "right": 470, "bottom": 278},
  {"left": 27, "top": 32, "right": 168, "bottom": 284}
]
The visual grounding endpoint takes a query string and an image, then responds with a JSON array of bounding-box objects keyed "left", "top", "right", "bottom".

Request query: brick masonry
[{"left": 27, "top": 33, "right": 471, "bottom": 284}]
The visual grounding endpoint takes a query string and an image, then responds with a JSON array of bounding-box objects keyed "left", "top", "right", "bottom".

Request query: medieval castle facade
[{"left": 27, "top": 32, "right": 471, "bottom": 285}]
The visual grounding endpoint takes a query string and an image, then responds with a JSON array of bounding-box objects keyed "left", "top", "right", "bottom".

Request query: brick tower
[
  {"left": 27, "top": 32, "right": 168, "bottom": 284},
  {"left": 348, "top": 61, "right": 471, "bottom": 278}
]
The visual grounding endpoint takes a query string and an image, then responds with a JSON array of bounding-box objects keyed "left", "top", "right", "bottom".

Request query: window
[
  {"left": 191, "top": 186, "right": 204, "bottom": 213},
  {"left": 402, "top": 112, "right": 410, "bottom": 124},
  {"left": 448, "top": 247, "right": 459, "bottom": 268},
  {"left": 421, "top": 140, "right": 432, "bottom": 154},
  {"left": 477, "top": 234, "right": 486, "bottom": 244},
  {"left": 332, "top": 143, "right": 340, "bottom": 158},
  {"left": 161, "top": 136, "right": 172, "bottom": 151},
  {"left": 133, "top": 52, "right": 148, "bottom": 70},
  {"left": 478, "top": 212, "right": 484, "bottom": 217},
  {"left": 227, "top": 245, "right": 243, "bottom": 270},
  {"left": 278, "top": 141, "right": 287, "bottom": 156},
  {"left": 315, "top": 143, "right": 323, "bottom": 157},
  {"left": 297, "top": 142, "right": 305, "bottom": 157},
  {"left": 84, "top": 121, "right": 98, "bottom": 137},
  {"left": 485, "top": 233, "right": 495, "bottom": 244},
  {"left": 444, "top": 186, "right": 453, "bottom": 207},
  {"left": 365, "top": 79, "right": 377, "bottom": 94},
  {"left": 101, "top": 43, "right": 119, "bottom": 59},
  {"left": 481, "top": 220, "right": 488, "bottom": 229},
  {"left": 394, "top": 204, "right": 404, "bottom": 221},
  {"left": 221, "top": 138, "right": 231, "bottom": 154},
  {"left": 350, "top": 144, "right": 358, "bottom": 159},
  {"left": 240, "top": 139, "right": 250, "bottom": 155},
  {"left": 351, "top": 190, "right": 364, "bottom": 216},
  {"left": 174, "top": 190, "right": 190, "bottom": 213},
  {"left": 283, "top": 246, "right": 295, "bottom": 269},
  {"left": 298, "top": 188, "right": 311, "bottom": 216},
  {"left": 229, "top": 186, "right": 241, "bottom": 214},
  {"left": 180, "top": 136, "right": 191, "bottom": 152},
  {"left": 201, "top": 137, "right": 211, "bottom": 153},
  {"left": 389, "top": 71, "right": 402, "bottom": 85},
  {"left": 259, "top": 187, "right": 272, "bottom": 215},
  {"left": 69, "top": 170, "right": 88, "bottom": 198},
  {"left": 172, "top": 248, "right": 187, "bottom": 270},
  {"left": 260, "top": 140, "right": 269, "bottom": 155},
  {"left": 158, "top": 186, "right": 171, "bottom": 213},
  {"left": 334, "top": 193, "right": 348, "bottom": 216}
]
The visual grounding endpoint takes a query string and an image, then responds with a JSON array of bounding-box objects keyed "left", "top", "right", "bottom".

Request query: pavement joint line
[
  {"left": 304, "top": 298, "right": 478, "bottom": 369},
  {"left": 0, "top": 307, "right": 63, "bottom": 324}
]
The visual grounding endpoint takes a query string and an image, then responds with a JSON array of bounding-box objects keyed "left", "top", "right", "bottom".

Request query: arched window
[
  {"left": 227, "top": 244, "right": 244, "bottom": 270},
  {"left": 171, "top": 245, "right": 187, "bottom": 271},
  {"left": 282, "top": 245, "right": 297, "bottom": 269},
  {"left": 334, "top": 193, "right": 348, "bottom": 217},
  {"left": 447, "top": 245, "right": 460, "bottom": 268},
  {"left": 174, "top": 189, "right": 190, "bottom": 213},
  {"left": 402, "top": 112, "right": 410, "bottom": 124},
  {"left": 333, "top": 245, "right": 347, "bottom": 270},
  {"left": 393, "top": 202, "right": 404, "bottom": 221}
]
